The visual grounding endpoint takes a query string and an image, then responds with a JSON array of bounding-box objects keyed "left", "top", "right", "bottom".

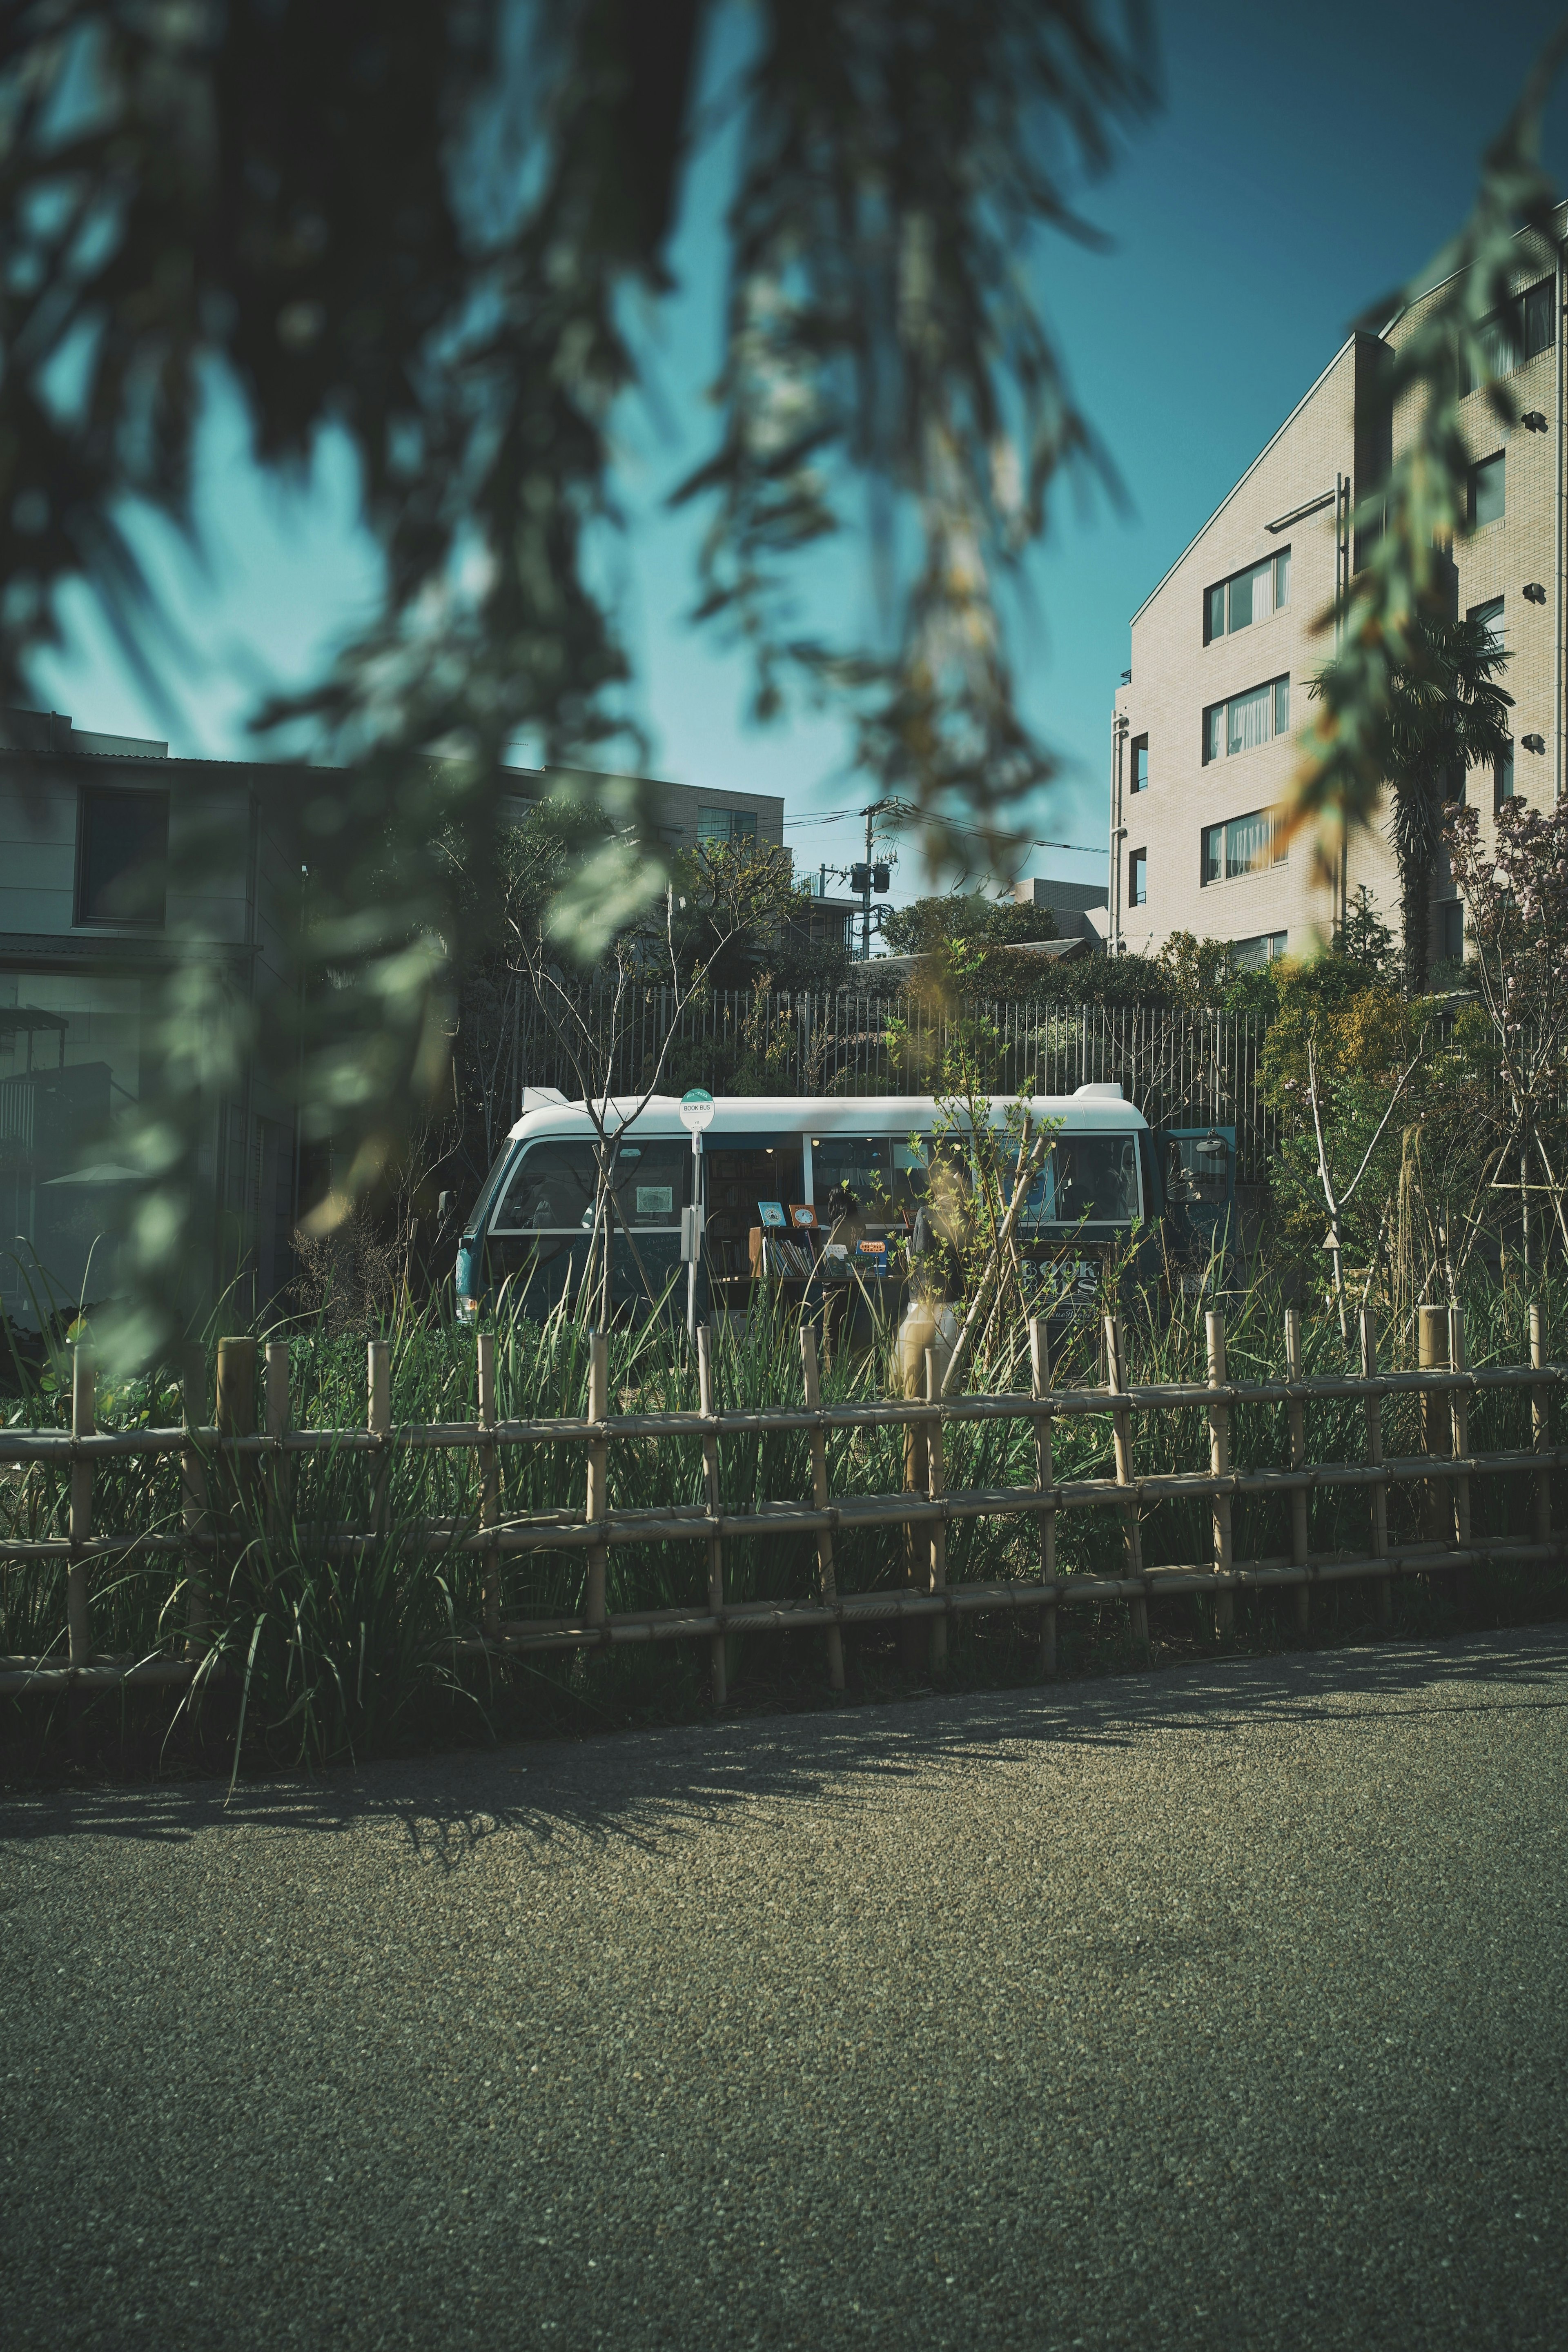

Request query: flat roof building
[
  {"left": 1111, "top": 208, "right": 1566, "bottom": 971},
  {"left": 504, "top": 766, "right": 783, "bottom": 860}
]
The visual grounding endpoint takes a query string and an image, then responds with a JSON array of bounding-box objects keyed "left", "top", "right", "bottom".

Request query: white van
[{"left": 454, "top": 1085, "right": 1158, "bottom": 1319}]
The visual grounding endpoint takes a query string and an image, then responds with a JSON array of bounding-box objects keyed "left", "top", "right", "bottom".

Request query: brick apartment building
[{"left": 1111, "top": 208, "right": 1566, "bottom": 969}]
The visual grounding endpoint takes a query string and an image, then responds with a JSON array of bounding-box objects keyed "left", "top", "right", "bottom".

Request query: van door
[{"left": 1161, "top": 1125, "right": 1236, "bottom": 1288}]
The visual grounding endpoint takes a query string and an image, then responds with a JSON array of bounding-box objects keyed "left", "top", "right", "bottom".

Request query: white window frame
[
  {"left": 1200, "top": 808, "right": 1287, "bottom": 887},
  {"left": 1202, "top": 675, "right": 1290, "bottom": 765},
  {"left": 1204, "top": 548, "right": 1290, "bottom": 644}
]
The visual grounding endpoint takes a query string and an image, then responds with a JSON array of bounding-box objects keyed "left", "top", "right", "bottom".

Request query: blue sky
[{"left": 29, "top": 0, "right": 1568, "bottom": 919}]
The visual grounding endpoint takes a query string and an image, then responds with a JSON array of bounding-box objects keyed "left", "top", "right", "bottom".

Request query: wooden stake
[
  {"left": 585, "top": 1333, "right": 609, "bottom": 1630},
  {"left": 67, "top": 1345, "right": 94, "bottom": 1669},
  {"left": 218, "top": 1336, "right": 258, "bottom": 1592},
  {"left": 899, "top": 1301, "right": 930, "bottom": 1600},
  {"left": 926, "top": 1346, "right": 948, "bottom": 1669},
  {"left": 1360, "top": 1305, "right": 1391, "bottom": 1626},
  {"left": 1285, "top": 1307, "right": 1309, "bottom": 1637},
  {"left": 1206, "top": 1310, "right": 1234, "bottom": 1639},
  {"left": 1417, "top": 1303, "right": 1449, "bottom": 1543},
  {"left": 1448, "top": 1303, "right": 1472, "bottom": 1621},
  {"left": 697, "top": 1327, "right": 726, "bottom": 1707},
  {"left": 1104, "top": 1312, "right": 1148, "bottom": 1651},
  {"left": 1028, "top": 1317, "right": 1057, "bottom": 1677},
  {"left": 181, "top": 1342, "right": 209, "bottom": 1656},
  {"left": 1531, "top": 1301, "right": 1552, "bottom": 1544},
  {"left": 477, "top": 1332, "right": 499, "bottom": 1641},
  {"left": 798, "top": 1327, "right": 845, "bottom": 1692}
]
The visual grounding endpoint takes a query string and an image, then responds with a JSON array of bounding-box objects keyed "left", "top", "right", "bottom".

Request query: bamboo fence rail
[{"left": 2, "top": 1304, "right": 1562, "bottom": 1697}]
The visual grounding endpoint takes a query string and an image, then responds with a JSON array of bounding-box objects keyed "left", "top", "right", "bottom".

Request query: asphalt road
[{"left": 5, "top": 1629, "right": 1568, "bottom": 2352}]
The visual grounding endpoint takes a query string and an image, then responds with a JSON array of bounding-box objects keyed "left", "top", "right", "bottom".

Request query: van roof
[{"left": 507, "top": 1087, "right": 1148, "bottom": 1144}]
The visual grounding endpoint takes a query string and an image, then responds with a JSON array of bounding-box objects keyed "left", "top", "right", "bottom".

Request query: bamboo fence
[{"left": 2, "top": 1302, "right": 1562, "bottom": 1699}]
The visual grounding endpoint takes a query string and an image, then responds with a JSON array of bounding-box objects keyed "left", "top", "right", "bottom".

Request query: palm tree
[{"left": 1381, "top": 611, "right": 1512, "bottom": 996}]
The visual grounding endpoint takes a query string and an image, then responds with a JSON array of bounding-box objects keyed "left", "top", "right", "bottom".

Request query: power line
[{"left": 783, "top": 809, "right": 1104, "bottom": 855}]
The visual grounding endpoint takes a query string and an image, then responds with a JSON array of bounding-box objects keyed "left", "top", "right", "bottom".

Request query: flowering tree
[{"left": 1445, "top": 795, "right": 1568, "bottom": 1266}]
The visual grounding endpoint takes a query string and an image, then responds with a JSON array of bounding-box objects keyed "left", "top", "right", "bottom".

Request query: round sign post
[{"left": 677, "top": 1090, "right": 716, "bottom": 1337}]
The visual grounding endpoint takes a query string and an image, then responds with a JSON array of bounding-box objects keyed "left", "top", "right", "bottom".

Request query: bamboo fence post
[
  {"left": 1448, "top": 1302, "right": 1472, "bottom": 1620},
  {"left": 1205, "top": 1309, "right": 1234, "bottom": 1639},
  {"left": 1285, "top": 1307, "right": 1309, "bottom": 1637},
  {"left": 926, "top": 1346, "right": 948, "bottom": 1670},
  {"left": 216, "top": 1336, "right": 257, "bottom": 1590},
  {"left": 180, "top": 1342, "right": 209, "bottom": 1656},
  {"left": 798, "top": 1327, "right": 845, "bottom": 1693},
  {"left": 697, "top": 1327, "right": 727, "bottom": 1708},
  {"left": 67, "top": 1343, "right": 95, "bottom": 1669},
  {"left": 1360, "top": 1305, "right": 1391, "bottom": 1626},
  {"left": 1531, "top": 1302, "right": 1552, "bottom": 1545},
  {"left": 900, "top": 1310, "right": 930, "bottom": 1598},
  {"left": 1104, "top": 1312, "right": 1148, "bottom": 1652},
  {"left": 477, "top": 1332, "right": 499, "bottom": 1641},
  {"left": 585, "top": 1333, "right": 609, "bottom": 1632},
  {"left": 264, "top": 1339, "right": 290, "bottom": 1553},
  {"left": 1029, "top": 1316, "right": 1057, "bottom": 1677},
  {"left": 1417, "top": 1304, "right": 1449, "bottom": 1544},
  {"left": 366, "top": 1338, "right": 391, "bottom": 1550}
]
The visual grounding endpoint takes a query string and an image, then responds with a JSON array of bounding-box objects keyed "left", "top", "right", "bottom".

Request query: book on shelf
[{"left": 767, "top": 1234, "right": 816, "bottom": 1279}]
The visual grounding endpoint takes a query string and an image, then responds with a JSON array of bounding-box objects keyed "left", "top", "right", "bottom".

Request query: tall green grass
[{"left": 2, "top": 1260, "right": 1564, "bottom": 1777}]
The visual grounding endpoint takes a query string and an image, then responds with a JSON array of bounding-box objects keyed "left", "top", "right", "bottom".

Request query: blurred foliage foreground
[{"left": 3, "top": 9, "right": 1566, "bottom": 1372}]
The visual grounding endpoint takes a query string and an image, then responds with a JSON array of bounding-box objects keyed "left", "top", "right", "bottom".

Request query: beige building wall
[{"left": 1112, "top": 209, "right": 1566, "bottom": 968}]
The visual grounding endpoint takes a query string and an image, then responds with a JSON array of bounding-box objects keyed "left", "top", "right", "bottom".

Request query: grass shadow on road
[{"left": 7, "top": 1624, "right": 1568, "bottom": 1870}]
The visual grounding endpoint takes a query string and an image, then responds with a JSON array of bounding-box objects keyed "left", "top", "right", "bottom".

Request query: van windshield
[{"left": 462, "top": 1142, "right": 521, "bottom": 1240}]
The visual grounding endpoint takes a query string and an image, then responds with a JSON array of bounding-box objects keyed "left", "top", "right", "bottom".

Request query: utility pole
[
  {"left": 822, "top": 808, "right": 895, "bottom": 960},
  {"left": 861, "top": 804, "right": 875, "bottom": 962}
]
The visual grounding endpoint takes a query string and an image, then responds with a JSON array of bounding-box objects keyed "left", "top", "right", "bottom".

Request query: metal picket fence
[{"left": 500, "top": 988, "right": 1275, "bottom": 1180}]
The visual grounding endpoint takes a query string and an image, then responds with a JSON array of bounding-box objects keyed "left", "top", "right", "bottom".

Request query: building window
[
  {"left": 1234, "top": 931, "right": 1287, "bottom": 970},
  {"left": 1439, "top": 901, "right": 1464, "bottom": 963},
  {"left": 1494, "top": 741, "right": 1515, "bottom": 813},
  {"left": 1128, "top": 848, "right": 1147, "bottom": 907},
  {"left": 1131, "top": 735, "right": 1149, "bottom": 793},
  {"left": 1203, "top": 675, "right": 1290, "bottom": 763},
  {"left": 0, "top": 971, "right": 145, "bottom": 1325},
  {"left": 1470, "top": 595, "right": 1504, "bottom": 652},
  {"left": 1459, "top": 277, "right": 1555, "bottom": 394},
  {"left": 74, "top": 788, "right": 169, "bottom": 927},
  {"left": 697, "top": 807, "right": 758, "bottom": 846},
  {"left": 1203, "top": 549, "right": 1290, "bottom": 644},
  {"left": 1469, "top": 452, "right": 1505, "bottom": 529},
  {"left": 1201, "top": 807, "right": 1287, "bottom": 885}
]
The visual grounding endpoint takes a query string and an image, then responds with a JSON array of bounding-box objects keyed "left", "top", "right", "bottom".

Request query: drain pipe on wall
[
  {"left": 1110, "top": 709, "right": 1128, "bottom": 952},
  {"left": 1556, "top": 232, "right": 1564, "bottom": 802}
]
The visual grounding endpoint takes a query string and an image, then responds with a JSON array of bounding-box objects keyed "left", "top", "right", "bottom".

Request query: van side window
[
  {"left": 492, "top": 1138, "right": 692, "bottom": 1230},
  {"left": 1031, "top": 1135, "right": 1139, "bottom": 1224},
  {"left": 607, "top": 1139, "right": 689, "bottom": 1225}
]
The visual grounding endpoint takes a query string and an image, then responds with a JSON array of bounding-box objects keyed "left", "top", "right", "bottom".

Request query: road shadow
[{"left": 7, "top": 1623, "right": 1567, "bottom": 1869}]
